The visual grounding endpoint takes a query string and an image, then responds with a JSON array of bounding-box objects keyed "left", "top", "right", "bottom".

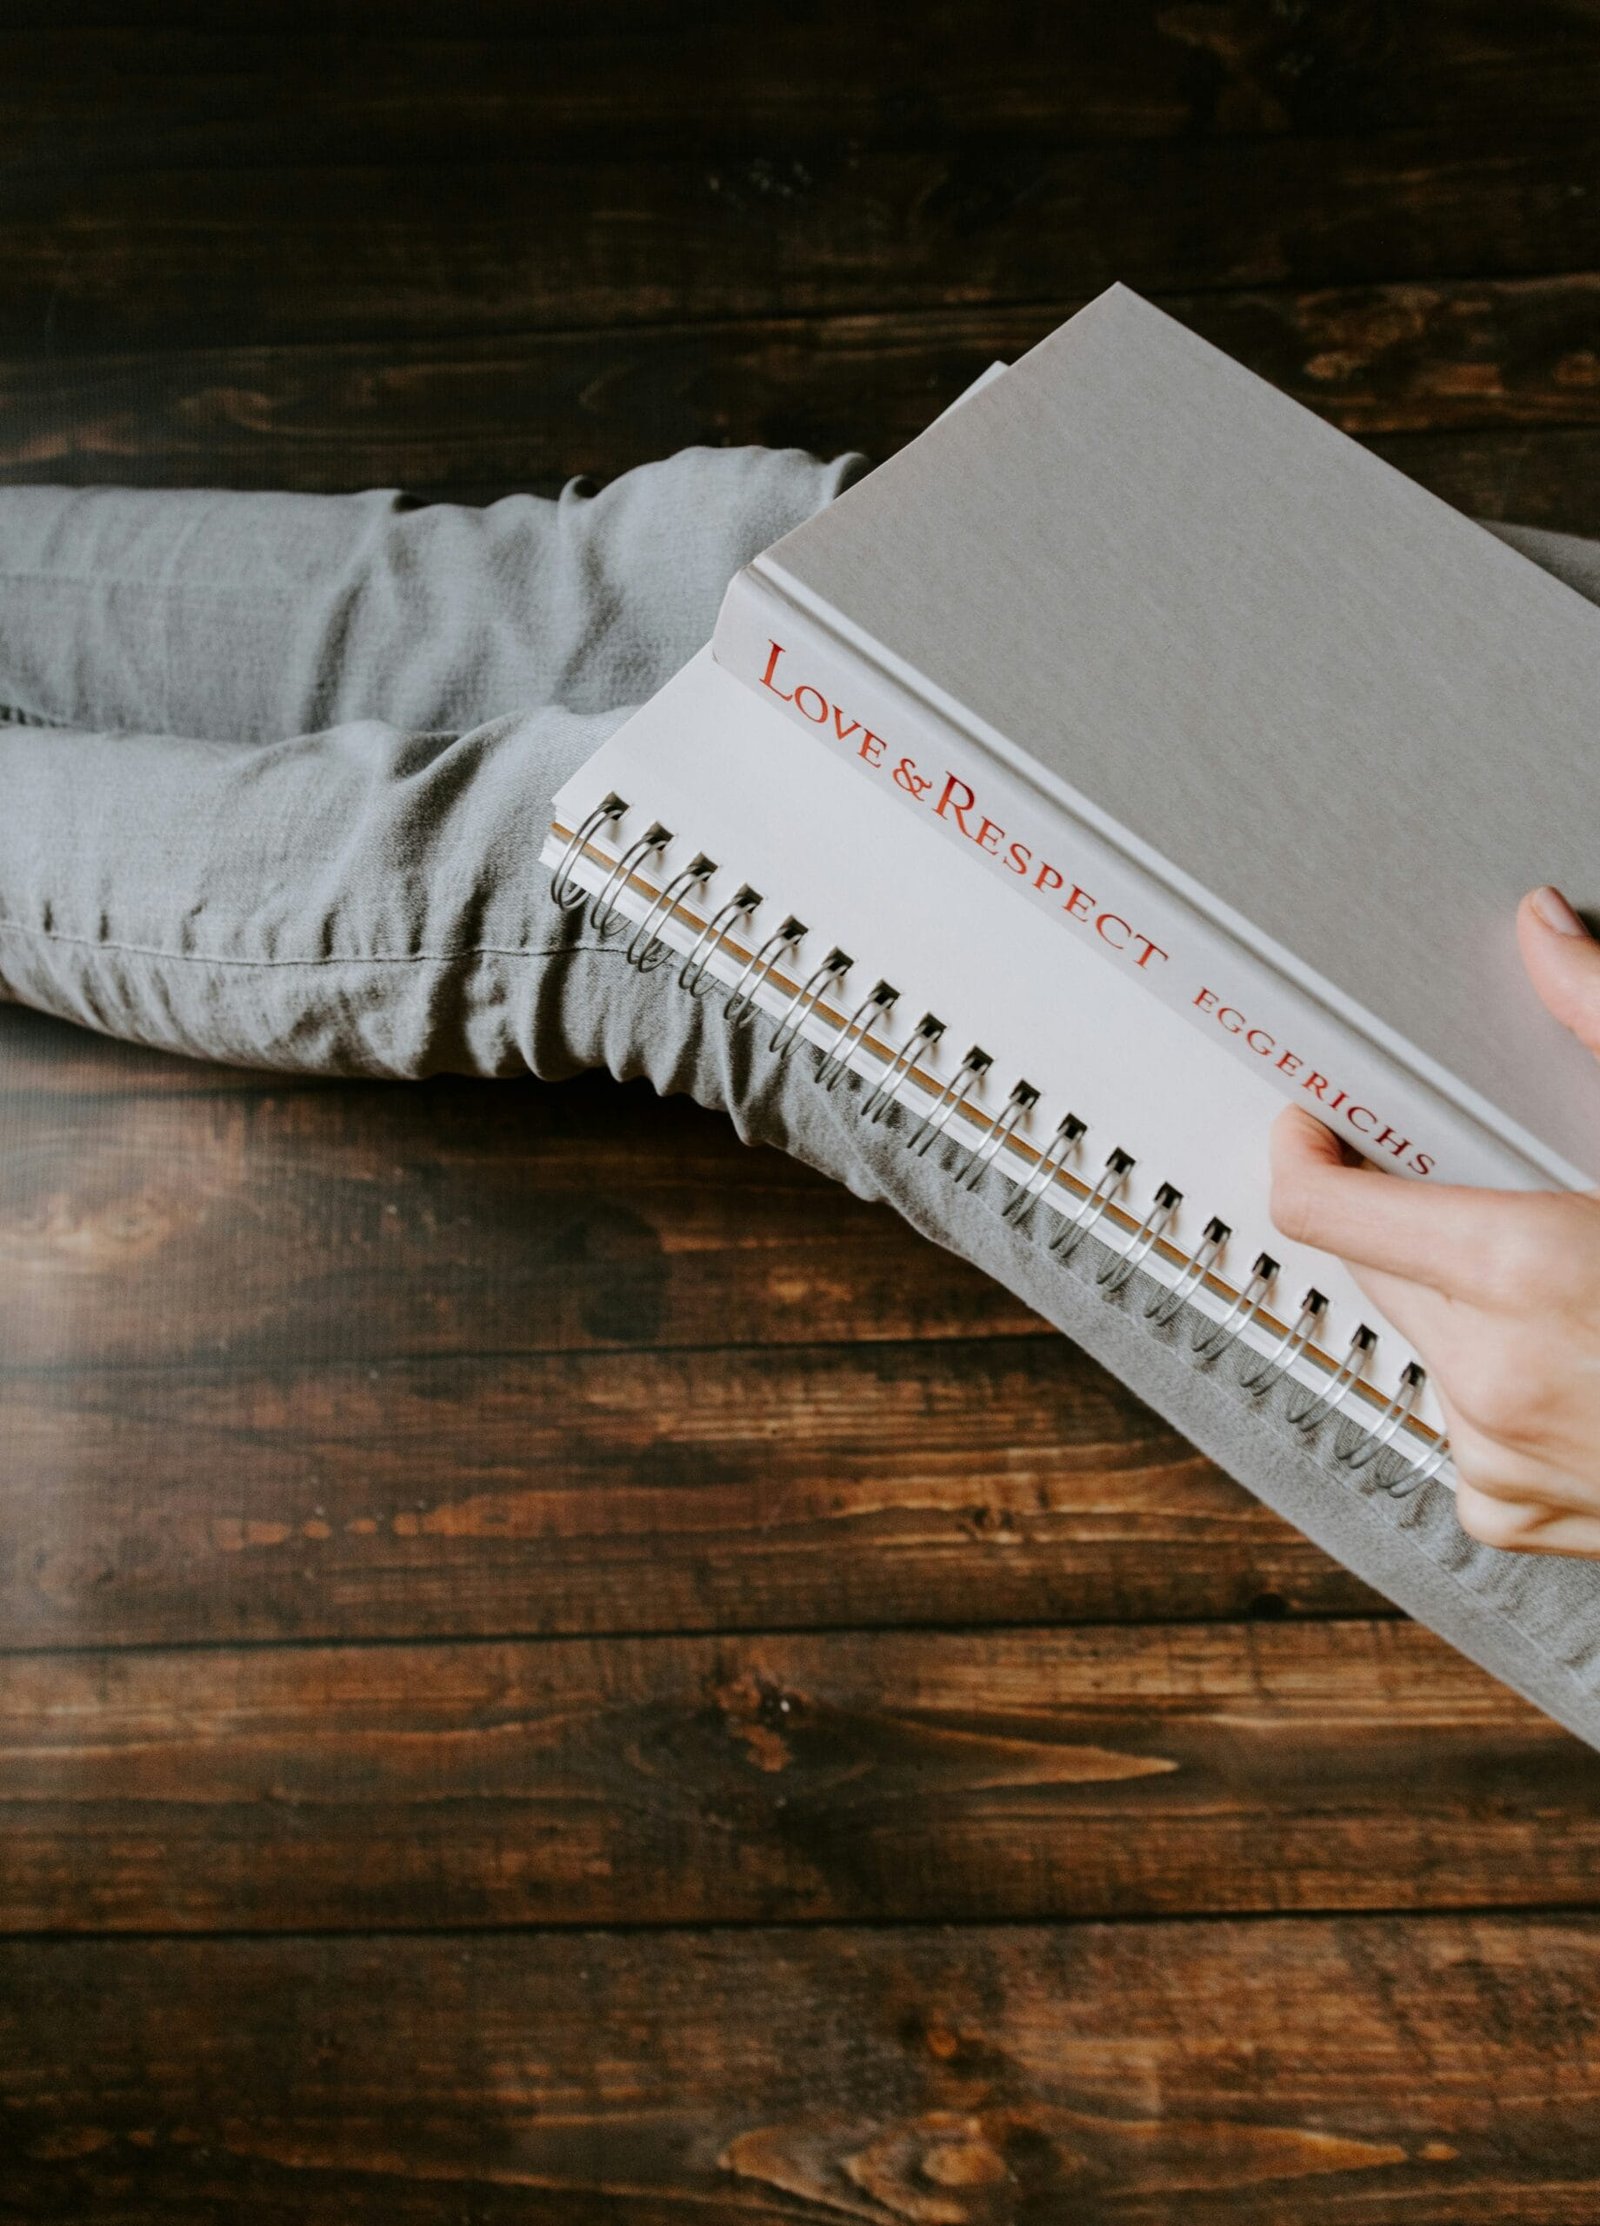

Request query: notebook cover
[{"left": 724, "top": 284, "right": 1600, "bottom": 1182}]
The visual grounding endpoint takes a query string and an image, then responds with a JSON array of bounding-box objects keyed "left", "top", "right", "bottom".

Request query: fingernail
[{"left": 1532, "top": 885, "right": 1591, "bottom": 938}]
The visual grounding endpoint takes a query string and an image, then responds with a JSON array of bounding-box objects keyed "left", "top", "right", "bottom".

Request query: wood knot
[
  {"left": 712, "top": 1670, "right": 804, "bottom": 1773},
  {"left": 723, "top": 2110, "right": 1024, "bottom": 2224}
]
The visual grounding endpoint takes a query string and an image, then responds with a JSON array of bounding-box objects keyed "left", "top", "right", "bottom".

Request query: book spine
[{"left": 712, "top": 564, "right": 1553, "bottom": 1194}]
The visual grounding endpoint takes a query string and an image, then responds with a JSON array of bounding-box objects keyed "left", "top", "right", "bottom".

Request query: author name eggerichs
[{"left": 756, "top": 638, "right": 1436, "bottom": 1176}]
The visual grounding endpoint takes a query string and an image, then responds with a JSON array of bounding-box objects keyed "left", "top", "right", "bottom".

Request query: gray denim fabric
[{"left": 5, "top": 453, "right": 1600, "bottom": 1749}]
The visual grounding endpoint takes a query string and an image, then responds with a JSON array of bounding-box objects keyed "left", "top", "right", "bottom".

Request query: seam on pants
[{"left": 0, "top": 919, "right": 615, "bottom": 969}]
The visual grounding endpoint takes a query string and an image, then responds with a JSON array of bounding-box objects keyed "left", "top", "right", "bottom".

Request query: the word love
[{"left": 759, "top": 639, "right": 1170, "bottom": 972}]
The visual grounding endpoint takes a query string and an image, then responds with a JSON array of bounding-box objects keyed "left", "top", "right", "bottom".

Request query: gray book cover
[{"left": 718, "top": 285, "right": 1600, "bottom": 1184}]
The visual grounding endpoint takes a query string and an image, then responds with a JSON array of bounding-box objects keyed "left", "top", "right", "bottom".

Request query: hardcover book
[{"left": 540, "top": 286, "right": 1600, "bottom": 1748}]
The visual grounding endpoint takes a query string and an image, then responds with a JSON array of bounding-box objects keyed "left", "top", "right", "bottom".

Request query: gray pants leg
[
  {"left": 6, "top": 454, "right": 1600, "bottom": 1751},
  {"left": 0, "top": 447, "right": 861, "bottom": 1071}
]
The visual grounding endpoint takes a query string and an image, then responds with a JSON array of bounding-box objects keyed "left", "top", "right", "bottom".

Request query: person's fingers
[
  {"left": 1450, "top": 1422, "right": 1600, "bottom": 1553},
  {"left": 1453, "top": 1476, "right": 1600, "bottom": 1556},
  {"left": 1341, "top": 1256, "right": 1454, "bottom": 1353},
  {"left": 1443, "top": 1400, "right": 1554, "bottom": 1537},
  {"left": 1269, "top": 1106, "right": 1522, "bottom": 1293},
  {"left": 1441, "top": 1394, "right": 1600, "bottom": 1512},
  {"left": 1517, "top": 886, "right": 1600, "bottom": 1059}
]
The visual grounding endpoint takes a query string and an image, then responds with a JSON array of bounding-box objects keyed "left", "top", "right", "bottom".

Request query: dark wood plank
[
  {"left": 0, "top": 1065, "right": 1041, "bottom": 1369},
  {"left": 12, "top": 1, "right": 1600, "bottom": 145},
  {"left": 0, "top": 1002, "right": 345, "bottom": 1097},
  {"left": 4, "top": 134, "right": 1600, "bottom": 355},
  {"left": 1368, "top": 424, "right": 1600, "bottom": 530},
  {"left": 1186, "top": 277, "right": 1600, "bottom": 434},
  {"left": 2, "top": 1015, "right": 1381, "bottom": 1646},
  {"left": 2, "top": 10, "right": 1597, "bottom": 2195},
  {"left": 0, "top": 1007, "right": 1382, "bottom": 1652},
  {"left": 1, "top": 1621, "right": 1590, "bottom": 1932},
  {"left": 0, "top": 1334, "right": 1377, "bottom": 1648},
  {"left": 9, "top": 281, "right": 1600, "bottom": 531},
  {"left": 5, "top": 1918, "right": 1600, "bottom": 2221}
]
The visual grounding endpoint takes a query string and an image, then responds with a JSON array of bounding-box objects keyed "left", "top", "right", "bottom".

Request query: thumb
[{"left": 1517, "top": 887, "right": 1600, "bottom": 1058}]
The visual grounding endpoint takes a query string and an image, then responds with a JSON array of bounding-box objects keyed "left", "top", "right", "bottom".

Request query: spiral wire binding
[
  {"left": 680, "top": 884, "right": 762, "bottom": 998},
  {"left": 1193, "top": 1251, "right": 1278, "bottom": 1365},
  {"left": 818, "top": 979, "right": 900, "bottom": 1091},
  {"left": 725, "top": 914, "right": 807, "bottom": 1027},
  {"left": 626, "top": 852, "right": 717, "bottom": 972},
  {"left": 1335, "top": 1360, "right": 1424, "bottom": 1474},
  {"left": 1286, "top": 1322, "right": 1375, "bottom": 1433},
  {"left": 550, "top": 800, "right": 1453, "bottom": 1491},
  {"left": 590, "top": 822, "right": 672, "bottom": 939},
  {"left": 1099, "top": 1180, "right": 1181, "bottom": 1296},
  {"left": 772, "top": 947, "right": 853, "bottom": 1057},
  {"left": 1147, "top": 1214, "right": 1229, "bottom": 1328},
  {"left": 954, "top": 1078, "right": 1038, "bottom": 1189},
  {"left": 1238, "top": 1288, "right": 1329, "bottom": 1400},
  {"left": 1384, "top": 1429, "right": 1454, "bottom": 1497},
  {"left": 907, "top": 1045, "right": 992, "bottom": 1156},
  {"left": 1050, "top": 1146, "right": 1133, "bottom": 1260},
  {"left": 1004, "top": 1111, "right": 1087, "bottom": 1227},
  {"left": 863, "top": 1011, "right": 946, "bottom": 1123},
  {"left": 552, "top": 792, "right": 627, "bottom": 910}
]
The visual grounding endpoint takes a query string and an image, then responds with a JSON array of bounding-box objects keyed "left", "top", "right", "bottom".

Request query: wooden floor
[{"left": 6, "top": 7, "right": 1600, "bottom": 2218}]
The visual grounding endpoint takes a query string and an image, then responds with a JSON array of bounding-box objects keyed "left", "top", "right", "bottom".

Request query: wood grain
[
  {"left": 0, "top": 1066, "right": 1040, "bottom": 1369},
  {"left": 0, "top": 1333, "right": 1376, "bottom": 1648},
  {"left": 4, "top": 1917, "right": 1600, "bottom": 2223},
  {"left": 1365, "top": 423, "right": 1600, "bottom": 530},
  {"left": 7, "top": 279, "right": 1600, "bottom": 528},
  {"left": 5, "top": 133, "right": 1600, "bottom": 356},
  {"left": 7, "top": 7, "right": 1600, "bottom": 2202},
  {"left": 11, "top": 1, "right": 1600, "bottom": 144},
  {"left": 0, "top": 1621, "right": 1593, "bottom": 1933},
  {"left": 0, "top": 1003, "right": 347, "bottom": 1097},
  {"left": 1, "top": 1018, "right": 1375, "bottom": 1646}
]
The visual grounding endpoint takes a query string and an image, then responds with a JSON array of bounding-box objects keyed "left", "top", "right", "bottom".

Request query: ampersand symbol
[{"left": 893, "top": 757, "right": 933, "bottom": 799}]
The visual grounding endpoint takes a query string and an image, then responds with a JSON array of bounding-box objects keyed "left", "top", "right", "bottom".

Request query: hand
[{"left": 1269, "top": 887, "right": 1600, "bottom": 1555}]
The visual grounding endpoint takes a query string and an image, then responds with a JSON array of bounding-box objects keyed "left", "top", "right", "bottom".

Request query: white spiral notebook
[{"left": 541, "top": 286, "right": 1600, "bottom": 1499}]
